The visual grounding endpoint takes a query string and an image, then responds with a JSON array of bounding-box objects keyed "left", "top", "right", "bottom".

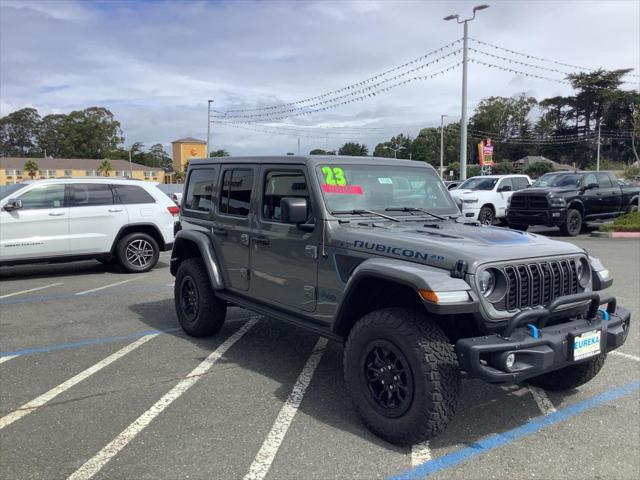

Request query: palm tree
[
  {"left": 98, "top": 160, "right": 113, "bottom": 177},
  {"left": 24, "top": 160, "right": 39, "bottom": 179}
]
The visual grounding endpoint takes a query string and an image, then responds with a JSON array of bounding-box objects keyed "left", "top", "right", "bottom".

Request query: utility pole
[
  {"left": 440, "top": 114, "right": 448, "bottom": 178},
  {"left": 596, "top": 122, "right": 601, "bottom": 171},
  {"left": 297, "top": 136, "right": 301, "bottom": 155},
  {"left": 444, "top": 4, "right": 489, "bottom": 180},
  {"left": 128, "top": 149, "right": 133, "bottom": 178},
  {"left": 206, "top": 99, "right": 213, "bottom": 157}
]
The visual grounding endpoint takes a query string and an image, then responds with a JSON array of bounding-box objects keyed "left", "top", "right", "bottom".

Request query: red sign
[{"left": 322, "top": 184, "right": 364, "bottom": 195}]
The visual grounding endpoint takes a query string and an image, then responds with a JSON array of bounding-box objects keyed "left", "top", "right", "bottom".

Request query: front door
[
  {"left": 495, "top": 178, "right": 514, "bottom": 218},
  {"left": 0, "top": 183, "right": 69, "bottom": 261},
  {"left": 250, "top": 166, "right": 318, "bottom": 312},
  {"left": 213, "top": 166, "right": 256, "bottom": 292},
  {"left": 582, "top": 173, "right": 600, "bottom": 219}
]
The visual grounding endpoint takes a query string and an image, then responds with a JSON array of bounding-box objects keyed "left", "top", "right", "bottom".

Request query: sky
[{"left": 1, "top": 0, "right": 639, "bottom": 157}]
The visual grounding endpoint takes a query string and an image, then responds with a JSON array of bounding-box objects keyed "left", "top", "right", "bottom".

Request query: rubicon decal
[{"left": 353, "top": 240, "right": 444, "bottom": 261}]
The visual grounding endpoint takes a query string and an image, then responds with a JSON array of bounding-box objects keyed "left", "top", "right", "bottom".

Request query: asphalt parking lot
[{"left": 1, "top": 234, "right": 639, "bottom": 480}]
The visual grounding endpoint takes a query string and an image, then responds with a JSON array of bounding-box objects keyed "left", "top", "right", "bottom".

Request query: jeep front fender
[{"left": 170, "top": 230, "right": 225, "bottom": 290}]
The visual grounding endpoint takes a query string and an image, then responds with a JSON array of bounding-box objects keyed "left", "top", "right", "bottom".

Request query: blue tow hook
[
  {"left": 526, "top": 323, "right": 540, "bottom": 339},
  {"left": 598, "top": 309, "right": 610, "bottom": 321}
]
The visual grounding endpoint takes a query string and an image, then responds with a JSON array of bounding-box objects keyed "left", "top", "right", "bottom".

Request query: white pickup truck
[{"left": 449, "top": 174, "right": 532, "bottom": 224}]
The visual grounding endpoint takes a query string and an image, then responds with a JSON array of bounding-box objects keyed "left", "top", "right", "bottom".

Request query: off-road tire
[
  {"left": 174, "top": 258, "right": 226, "bottom": 337},
  {"left": 560, "top": 208, "right": 582, "bottom": 237},
  {"left": 116, "top": 232, "right": 159, "bottom": 273},
  {"left": 528, "top": 354, "right": 606, "bottom": 391},
  {"left": 478, "top": 206, "right": 495, "bottom": 225},
  {"left": 343, "top": 308, "right": 460, "bottom": 445}
]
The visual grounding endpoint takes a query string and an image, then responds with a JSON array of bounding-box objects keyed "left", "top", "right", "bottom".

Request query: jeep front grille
[{"left": 494, "top": 259, "right": 580, "bottom": 311}]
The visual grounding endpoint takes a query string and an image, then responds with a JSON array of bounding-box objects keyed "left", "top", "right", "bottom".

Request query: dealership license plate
[{"left": 572, "top": 330, "right": 602, "bottom": 361}]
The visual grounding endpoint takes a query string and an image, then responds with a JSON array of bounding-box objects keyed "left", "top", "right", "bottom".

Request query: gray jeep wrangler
[{"left": 170, "top": 155, "right": 630, "bottom": 445}]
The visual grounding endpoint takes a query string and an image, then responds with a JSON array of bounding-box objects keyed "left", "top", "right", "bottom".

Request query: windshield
[
  {"left": 0, "top": 183, "right": 28, "bottom": 200},
  {"left": 458, "top": 177, "right": 498, "bottom": 191},
  {"left": 316, "top": 164, "right": 458, "bottom": 216},
  {"left": 533, "top": 173, "right": 582, "bottom": 188}
]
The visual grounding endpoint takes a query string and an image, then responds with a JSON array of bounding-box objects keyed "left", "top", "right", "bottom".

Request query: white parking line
[
  {"left": 243, "top": 337, "right": 328, "bottom": 480},
  {"left": 0, "top": 282, "right": 63, "bottom": 299},
  {"left": 0, "top": 334, "right": 157, "bottom": 430},
  {"left": 611, "top": 350, "right": 640, "bottom": 362},
  {"left": 527, "top": 385, "right": 557, "bottom": 415},
  {"left": 411, "top": 441, "right": 432, "bottom": 467},
  {"left": 67, "top": 317, "right": 259, "bottom": 480},
  {"left": 0, "top": 354, "right": 19, "bottom": 365},
  {"left": 75, "top": 277, "right": 146, "bottom": 295}
]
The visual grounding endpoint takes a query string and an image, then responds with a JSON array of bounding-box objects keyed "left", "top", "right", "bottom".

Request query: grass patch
[{"left": 599, "top": 211, "right": 640, "bottom": 232}]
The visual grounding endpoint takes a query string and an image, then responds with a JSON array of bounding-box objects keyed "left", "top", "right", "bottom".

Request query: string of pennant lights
[
  {"left": 468, "top": 58, "right": 570, "bottom": 84},
  {"left": 222, "top": 39, "right": 464, "bottom": 114}
]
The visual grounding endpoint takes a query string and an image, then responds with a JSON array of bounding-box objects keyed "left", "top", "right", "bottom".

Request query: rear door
[
  {"left": 0, "top": 183, "right": 69, "bottom": 260},
  {"left": 595, "top": 173, "right": 621, "bottom": 215},
  {"left": 213, "top": 165, "right": 256, "bottom": 292},
  {"left": 67, "top": 183, "right": 127, "bottom": 254}
]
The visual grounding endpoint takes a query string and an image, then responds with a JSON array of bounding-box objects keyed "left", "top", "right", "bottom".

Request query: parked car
[
  {"left": 507, "top": 171, "right": 640, "bottom": 236},
  {"left": 0, "top": 178, "right": 178, "bottom": 271},
  {"left": 444, "top": 180, "right": 463, "bottom": 190},
  {"left": 157, "top": 183, "right": 184, "bottom": 205},
  {"left": 449, "top": 174, "right": 532, "bottom": 224},
  {"left": 170, "top": 155, "right": 630, "bottom": 445}
]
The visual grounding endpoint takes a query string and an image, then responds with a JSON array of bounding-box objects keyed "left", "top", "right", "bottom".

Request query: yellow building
[
  {"left": 0, "top": 157, "right": 166, "bottom": 186},
  {"left": 171, "top": 137, "right": 206, "bottom": 173}
]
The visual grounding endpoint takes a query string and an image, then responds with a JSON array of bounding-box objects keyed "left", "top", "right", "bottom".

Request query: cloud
[{"left": 0, "top": 0, "right": 638, "bottom": 156}]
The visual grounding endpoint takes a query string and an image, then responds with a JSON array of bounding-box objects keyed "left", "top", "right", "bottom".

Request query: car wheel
[
  {"left": 528, "top": 354, "right": 606, "bottom": 391},
  {"left": 560, "top": 208, "right": 582, "bottom": 236},
  {"left": 478, "top": 206, "right": 494, "bottom": 225},
  {"left": 116, "top": 232, "right": 159, "bottom": 273},
  {"left": 629, "top": 203, "right": 638, "bottom": 213},
  {"left": 174, "top": 258, "right": 226, "bottom": 337},
  {"left": 343, "top": 308, "right": 460, "bottom": 445}
]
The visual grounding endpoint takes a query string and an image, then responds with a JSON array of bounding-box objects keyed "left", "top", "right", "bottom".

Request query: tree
[
  {"left": 524, "top": 162, "right": 555, "bottom": 178},
  {"left": 0, "top": 108, "right": 41, "bottom": 156},
  {"left": 174, "top": 170, "right": 185, "bottom": 182},
  {"left": 98, "top": 159, "right": 113, "bottom": 176},
  {"left": 57, "top": 107, "right": 124, "bottom": 158},
  {"left": 37, "top": 114, "right": 67, "bottom": 158},
  {"left": 309, "top": 148, "right": 327, "bottom": 155},
  {"left": 490, "top": 162, "right": 514, "bottom": 175},
  {"left": 148, "top": 143, "right": 171, "bottom": 167},
  {"left": 209, "top": 149, "right": 230, "bottom": 157},
  {"left": 24, "top": 159, "right": 39, "bottom": 179},
  {"left": 338, "top": 142, "right": 368, "bottom": 156}
]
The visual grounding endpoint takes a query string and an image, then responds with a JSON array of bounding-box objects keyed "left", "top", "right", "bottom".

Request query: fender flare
[
  {"left": 170, "top": 230, "right": 225, "bottom": 290},
  {"left": 331, "top": 257, "right": 476, "bottom": 335}
]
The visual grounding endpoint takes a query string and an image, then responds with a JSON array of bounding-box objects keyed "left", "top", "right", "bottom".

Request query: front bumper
[
  {"left": 507, "top": 208, "right": 566, "bottom": 227},
  {"left": 460, "top": 206, "right": 481, "bottom": 221},
  {"left": 456, "top": 293, "right": 631, "bottom": 383}
]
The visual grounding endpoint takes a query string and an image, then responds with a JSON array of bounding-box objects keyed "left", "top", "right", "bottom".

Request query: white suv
[
  {"left": 449, "top": 174, "right": 532, "bottom": 224},
  {"left": 0, "top": 178, "right": 178, "bottom": 272}
]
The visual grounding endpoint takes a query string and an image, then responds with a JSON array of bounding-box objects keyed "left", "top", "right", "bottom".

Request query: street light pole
[
  {"left": 444, "top": 4, "right": 489, "bottom": 180},
  {"left": 440, "top": 114, "right": 448, "bottom": 178},
  {"left": 206, "top": 99, "right": 213, "bottom": 157},
  {"left": 383, "top": 145, "right": 405, "bottom": 159}
]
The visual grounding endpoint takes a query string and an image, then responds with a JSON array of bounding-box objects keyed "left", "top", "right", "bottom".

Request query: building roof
[
  {"left": 171, "top": 137, "right": 206, "bottom": 144},
  {"left": 515, "top": 155, "right": 574, "bottom": 171},
  {"left": 0, "top": 157, "right": 163, "bottom": 171}
]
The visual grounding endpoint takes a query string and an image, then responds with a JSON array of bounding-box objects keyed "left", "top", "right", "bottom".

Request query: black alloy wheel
[{"left": 179, "top": 276, "right": 199, "bottom": 323}]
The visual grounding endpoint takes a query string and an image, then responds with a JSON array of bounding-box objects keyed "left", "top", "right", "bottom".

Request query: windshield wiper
[
  {"left": 385, "top": 207, "right": 447, "bottom": 221},
  {"left": 331, "top": 209, "right": 400, "bottom": 222}
]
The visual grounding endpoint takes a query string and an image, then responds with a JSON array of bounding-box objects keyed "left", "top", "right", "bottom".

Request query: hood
[
  {"left": 330, "top": 219, "right": 582, "bottom": 273},
  {"left": 449, "top": 188, "right": 482, "bottom": 197},
  {"left": 514, "top": 186, "right": 579, "bottom": 196}
]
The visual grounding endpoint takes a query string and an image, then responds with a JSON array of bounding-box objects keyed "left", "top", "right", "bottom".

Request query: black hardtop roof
[{"left": 188, "top": 155, "right": 436, "bottom": 170}]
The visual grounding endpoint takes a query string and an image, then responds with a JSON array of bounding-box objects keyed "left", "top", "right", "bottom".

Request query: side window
[
  {"left": 512, "top": 177, "right": 529, "bottom": 190},
  {"left": 112, "top": 185, "right": 156, "bottom": 204},
  {"left": 584, "top": 173, "right": 597, "bottom": 187},
  {"left": 68, "top": 184, "right": 114, "bottom": 207},
  {"left": 184, "top": 168, "right": 217, "bottom": 212},
  {"left": 17, "top": 184, "right": 65, "bottom": 209},
  {"left": 596, "top": 173, "right": 613, "bottom": 189},
  {"left": 262, "top": 170, "right": 309, "bottom": 222},
  {"left": 220, "top": 169, "right": 253, "bottom": 217},
  {"left": 498, "top": 178, "right": 513, "bottom": 191}
]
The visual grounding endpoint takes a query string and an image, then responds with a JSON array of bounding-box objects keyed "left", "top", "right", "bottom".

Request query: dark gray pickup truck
[{"left": 507, "top": 171, "right": 639, "bottom": 236}]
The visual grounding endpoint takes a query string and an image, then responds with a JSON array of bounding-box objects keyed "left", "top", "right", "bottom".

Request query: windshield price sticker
[
  {"left": 378, "top": 177, "right": 393, "bottom": 184},
  {"left": 322, "top": 166, "right": 347, "bottom": 186},
  {"left": 322, "top": 184, "right": 363, "bottom": 195}
]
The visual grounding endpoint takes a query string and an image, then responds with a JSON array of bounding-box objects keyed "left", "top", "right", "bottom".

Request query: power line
[{"left": 469, "top": 58, "right": 569, "bottom": 84}]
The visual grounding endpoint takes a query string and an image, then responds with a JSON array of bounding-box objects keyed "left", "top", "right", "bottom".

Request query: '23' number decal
[{"left": 322, "top": 166, "right": 347, "bottom": 186}]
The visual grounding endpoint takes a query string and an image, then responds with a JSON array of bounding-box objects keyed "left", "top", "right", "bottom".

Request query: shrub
[
  {"left": 623, "top": 164, "right": 640, "bottom": 181},
  {"left": 524, "top": 162, "right": 555, "bottom": 178},
  {"left": 598, "top": 211, "right": 640, "bottom": 232}
]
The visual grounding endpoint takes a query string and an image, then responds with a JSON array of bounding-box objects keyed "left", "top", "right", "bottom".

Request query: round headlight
[
  {"left": 479, "top": 270, "right": 496, "bottom": 297},
  {"left": 576, "top": 258, "right": 590, "bottom": 287}
]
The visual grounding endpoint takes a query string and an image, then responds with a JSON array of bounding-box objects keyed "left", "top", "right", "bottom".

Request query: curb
[{"left": 590, "top": 231, "right": 640, "bottom": 238}]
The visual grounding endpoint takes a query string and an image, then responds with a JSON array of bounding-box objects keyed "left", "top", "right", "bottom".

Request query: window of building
[
  {"left": 184, "top": 168, "right": 217, "bottom": 213},
  {"left": 68, "top": 184, "right": 114, "bottom": 207},
  {"left": 220, "top": 169, "right": 253, "bottom": 217},
  {"left": 85, "top": 170, "right": 97, "bottom": 176},
  {"left": 112, "top": 185, "right": 155, "bottom": 204},
  {"left": 144, "top": 171, "right": 154, "bottom": 178},
  {"left": 17, "top": 184, "right": 65, "bottom": 209},
  {"left": 596, "top": 173, "right": 613, "bottom": 189},
  {"left": 63, "top": 170, "right": 73, "bottom": 177},
  {"left": 14, "top": 170, "right": 23, "bottom": 176},
  {"left": 262, "top": 170, "right": 309, "bottom": 222}
]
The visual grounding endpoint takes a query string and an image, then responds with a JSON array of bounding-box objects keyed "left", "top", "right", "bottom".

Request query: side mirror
[
  {"left": 584, "top": 183, "right": 598, "bottom": 190},
  {"left": 498, "top": 185, "right": 511, "bottom": 192},
  {"left": 280, "top": 197, "right": 308, "bottom": 224},
  {"left": 3, "top": 199, "right": 23, "bottom": 211}
]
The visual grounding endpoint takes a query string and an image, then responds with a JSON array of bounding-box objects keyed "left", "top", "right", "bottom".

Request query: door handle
[
  {"left": 253, "top": 235, "right": 270, "bottom": 245},
  {"left": 48, "top": 212, "right": 65, "bottom": 216},
  {"left": 108, "top": 208, "right": 124, "bottom": 212},
  {"left": 212, "top": 228, "right": 227, "bottom": 237}
]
